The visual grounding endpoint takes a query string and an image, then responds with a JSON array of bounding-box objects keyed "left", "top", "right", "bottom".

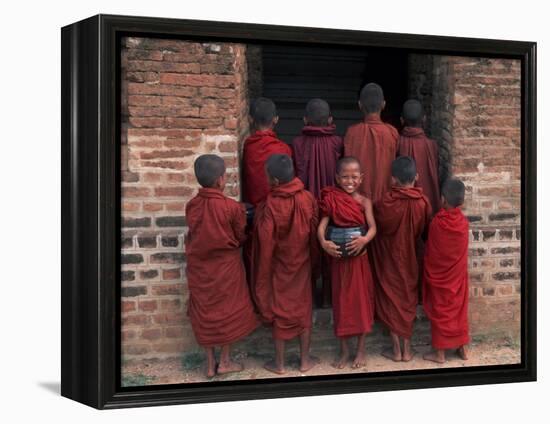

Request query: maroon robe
[
  {"left": 423, "top": 207, "right": 470, "bottom": 349},
  {"left": 291, "top": 125, "right": 343, "bottom": 199},
  {"left": 398, "top": 127, "right": 441, "bottom": 214},
  {"left": 251, "top": 178, "right": 319, "bottom": 340},
  {"left": 343, "top": 115, "right": 399, "bottom": 202},
  {"left": 371, "top": 186, "right": 432, "bottom": 338},
  {"left": 242, "top": 129, "right": 292, "bottom": 207},
  {"left": 319, "top": 187, "right": 374, "bottom": 337},
  {"left": 185, "top": 188, "right": 259, "bottom": 347}
]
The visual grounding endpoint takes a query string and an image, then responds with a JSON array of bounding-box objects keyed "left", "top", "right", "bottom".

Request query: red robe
[
  {"left": 319, "top": 187, "right": 374, "bottom": 337},
  {"left": 251, "top": 178, "right": 319, "bottom": 340},
  {"left": 398, "top": 127, "right": 441, "bottom": 214},
  {"left": 423, "top": 207, "right": 470, "bottom": 349},
  {"left": 242, "top": 129, "right": 292, "bottom": 206},
  {"left": 343, "top": 116, "right": 399, "bottom": 202},
  {"left": 292, "top": 125, "right": 343, "bottom": 199},
  {"left": 371, "top": 186, "right": 432, "bottom": 338},
  {"left": 185, "top": 188, "right": 259, "bottom": 347}
]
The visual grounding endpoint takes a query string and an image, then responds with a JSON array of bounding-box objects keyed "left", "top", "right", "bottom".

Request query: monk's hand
[
  {"left": 321, "top": 240, "right": 341, "bottom": 258},
  {"left": 346, "top": 235, "right": 368, "bottom": 256}
]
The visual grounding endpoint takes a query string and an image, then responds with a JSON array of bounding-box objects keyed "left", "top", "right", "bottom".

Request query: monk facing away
[
  {"left": 185, "top": 154, "right": 260, "bottom": 378},
  {"left": 423, "top": 178, "right": 470, "bottom": 363},
  {"left": 292, "top": 98, "right": 343, "bottom": 199},
  {"left": 242, "top": 97, "right": 292, "bottom": 207},
  {"left": 371, "top": 156, "right": 432, "bottom": 362},
  {"left": 344, "top": 83, "right": 399, "bottom": 203},
  {"left": 318, "top": 157, "right": 377, "bottom": 369},
  {"left": 251, "top": 154, "right": 320, "bottom": 374},
  {"left": 292, "top": 98, "right": 344, "bottom": 307},
  {"left": 398, "top": 99, "right": 441, "bottom": 215}
]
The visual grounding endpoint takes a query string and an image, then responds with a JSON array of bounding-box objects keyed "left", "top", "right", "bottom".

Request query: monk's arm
[
  {"left": 346, "top": 197, "right": 377, "bottom": 256},
  {"left": 317, "top": 216, "right": 341, "bottom": 258},
  {"left": 232, "top": 203, "right": 248, "bottom": 245}
]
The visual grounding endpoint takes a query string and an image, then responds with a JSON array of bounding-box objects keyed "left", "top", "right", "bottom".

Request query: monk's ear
[
  {"left": 273, "top": 116, "right": 279, "bottom": 126},
  {"left": 391, "top": 176, "right": 397, "bottom": 186},
  {"left": 381, "top": 100, "right": 386, "bottom": 111},
  {"left": 414, "top": 173, "right": 419, "bottom": 183},
  {"left": 400, "top": 117, "right": 404, "bottom": 126},
  {"left": 357, "top": 100, "right": 362, "bottom": 111},
  {"left": 248, "top": 115, "right": 254, "bottom": 127},
  {"left": 303, "top": 116, "right": 308, "bottom": 125},
  {"left": 328, "top": 116, "right": 334, "bottom": 125}
]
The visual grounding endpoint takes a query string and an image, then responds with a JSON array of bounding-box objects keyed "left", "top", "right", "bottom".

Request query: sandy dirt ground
[{"left": 121, "top": 337, "right": 520, "bottom": 386}]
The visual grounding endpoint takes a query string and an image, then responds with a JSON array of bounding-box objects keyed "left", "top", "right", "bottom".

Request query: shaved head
[
  {"left": 359, "top": 83, "right": 384, "bottom": 114},
  {"left": 194, "top": 154, "right": 225, "bottom": 188},
  {"left": 402, "top": 99, "right": 424, "bottom": 127},
  {"left": 442, "top": 178, "right": 466, "bottom": 207},
  {"left": 336, "top": 156, "right": 362, "bottom": 174},
  {"left": 305, "top": 98, "right": 331, "bottom": 126},
  {"left": 391, "top": 156, "right": 417, "bottom": 185},
  {"left": 250, "top": 97, "right": 277, "bottom": 127},
  {"left": 266, "top": 153, "right": 294, "bottom": 184}
]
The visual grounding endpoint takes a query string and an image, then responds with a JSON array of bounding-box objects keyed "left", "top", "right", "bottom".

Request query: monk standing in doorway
[{"left": 343, "top": 83, "right": 399, "bottom": 203}]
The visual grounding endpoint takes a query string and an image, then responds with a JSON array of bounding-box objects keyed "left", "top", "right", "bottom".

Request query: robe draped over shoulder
[
  {"left": 185, "top": 188, "right": 259, "bottom": 347},
  {"left": 423, "top": 207, "right": 470, "bottom": 349}
]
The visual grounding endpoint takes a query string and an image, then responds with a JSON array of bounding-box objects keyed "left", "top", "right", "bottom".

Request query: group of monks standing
[{"left": 184, "top": 83, "right": 471, "bottom": 378}]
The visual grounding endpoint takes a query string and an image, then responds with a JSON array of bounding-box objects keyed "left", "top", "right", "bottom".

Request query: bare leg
[
  {"left": 299, "top": 328, "right": 319, "bottom": 372},
  {"left": 332, "top": 337, "right": 350, "bottom": 369},
  {"left": 264, "top": 338, "right": 286, "bottom": 375},
  {"left": 456, "top": 345, "right": 468, "bottom": 360},
  {"left": 217, "top": 344, "right": 243, "bottom": 374},
  {"left": 423, "top": 348, "right": 445, "bottom": 364},
  {"left": 402, "top": 337, "right": 416, "bottom": 362},
  {"left": 382, "top": 332, "right": 402, "bottom": 362},
  {"left": 205, "top": 347, "right": 217, "bottom": 378},
  {"left": 352, "top": 334, "right": 367, "bottom": 368}
]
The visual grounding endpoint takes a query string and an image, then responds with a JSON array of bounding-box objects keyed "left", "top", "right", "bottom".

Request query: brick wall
[
  {"left": 120, "top": 37, "right": 250, "bottom": 359},
  {"left": 410, "top": 55, "right": 521, "bottom": 340}
]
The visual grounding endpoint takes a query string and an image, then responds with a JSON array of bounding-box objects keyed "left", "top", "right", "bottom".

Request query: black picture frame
[{"left": 61, "top": 14, "right": 537, "bottom": 409}]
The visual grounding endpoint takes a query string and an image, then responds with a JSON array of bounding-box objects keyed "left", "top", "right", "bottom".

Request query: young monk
[
  {"left": 398, "top": 99, "right": 441, "bottom": 215},
  {"left": 292, "top": 98, "right": 343, "bottom": 199},
  {"left": 423, "top": 178, "right": 470, "bottom": 363},
  {"left": 242, "top": 97, "right": 292, "bottom": 207},
  {"left": 292, "top": 98, "right": 343, "bottom": 307},
  {"left": 251, "top": 154, "right": 319, "bottom": 374},
  {"left": 185, "top": 154, "right": 260, "bottom": 378},
  {"left": 344, "top": 83, "right": 399, "bottom": 203},
  {"left": 371, "top": 156, "right": 432, "bottom": 362},
  {"left": 318, "top": 157, "right": 377, "bottom": 369}
]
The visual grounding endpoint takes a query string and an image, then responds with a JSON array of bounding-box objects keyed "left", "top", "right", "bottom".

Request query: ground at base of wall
[{"left": 121, "top": 337, "right": 520, "bottom": 387}]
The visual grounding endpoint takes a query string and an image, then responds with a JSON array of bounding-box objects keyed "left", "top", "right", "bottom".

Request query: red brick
[
  {"left": 165, "top": 117, "right": 223, "bottom": 129},
  {"left": 162, "top": 269, "right": 182, "bottom": 281},
  {"left": 152, "top": 282, "right": 184, "bottom": 295},
  {"left": 152, "top": 312, "right": 185, "bottom": 325},
  {"left": 160, "top": 299, "right": 182, "bottom": 311},
  {"left": 122, "top": 300, "right": 136, "bottom": 313},
  {"left": 122, "top": 314, "right": 150, "bottom": 326},
  {"left": 160, "top": 73, "right": 235, "bottom": 88},
  {"left": 166, "top": 202, "right": 186, "bottom": 211},
  {"left": 143, "top": 202, "right": 164, "bottom": 212},
  {"left": 143, "top": 173, "right": 162, "bottom": 183},
  {"left": 128, "top": 117, "right": 165, "bottom": 128},
  {"left": 140, "top": 328, "right": 162, "bottom": 341},
  {"left": 166, "top": 173, "right": 185, "bottom": 183},
  {"left": 140, "top": 149, "right": 194, "bottom": 160},
  {"left": 155, "top": 186, "right": 193, "bottom": 197},
  {"left": 122, "top": 202, "right": 141, "bottom": 212},
  {"left": 122, "top": 344, "right": 150, "bottom": 355},
  {"left": 122, "top": 186, "right": 151, "bottom": 198},
  {"left": 128, "top": 95, "right": 162, "bottom": 106},
  {"left": 141, "top": 160, "right": 189, "bottom": 170},
  {"left": 218, "top": 141, "right": 238, "bottom": 152},
  {"left": 128, "top": 83, "right": 198, "bottom": 97},
  {"left": 165, "top": 326, "right": 185, "bottom": 338},
  {"left": 138, "top": 300, "right": 158, "bottom": 312}
]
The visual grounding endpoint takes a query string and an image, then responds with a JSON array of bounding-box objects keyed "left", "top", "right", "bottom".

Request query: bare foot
[
  {"left": 423, "top": 350, "right": 445, "bottom": 364},
  {"left": 456, "top": 346, "right": 468, "bottom": 360},
  {"left": 402, "top": 348, "right": 416, "bottom": 362},
  {"left": 300, "top": 355, "right": 320, "bottom": 372},
  {"left": 264, "top": 360, "right": 285, "bottom": 375},
  {"left": 206, "top": 363, "right": 218, "bottom": 379},
  {"left": 217, "top": 360, "right": 243, "bottom": 375},
  {"left": 332, "top": 352, "right": 349, "bottom": 369},
  {"left": 382, "top": 348, "right": 402, "bottom": 362},
  {"left": 351, "top": 351, "right": 367, "bottom": 369}
]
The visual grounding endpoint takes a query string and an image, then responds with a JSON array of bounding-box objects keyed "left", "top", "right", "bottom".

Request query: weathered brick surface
[
  {"left": 120, "top": 37, "right": 250, "bottom": 359},
  {"left": 410, "top": 55, "right": 521, "bottom": 340}
]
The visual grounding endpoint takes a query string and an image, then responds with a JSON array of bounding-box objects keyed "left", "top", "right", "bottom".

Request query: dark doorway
[{"left": 261, "top": 44, "right": 409, "bottom": 144}]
